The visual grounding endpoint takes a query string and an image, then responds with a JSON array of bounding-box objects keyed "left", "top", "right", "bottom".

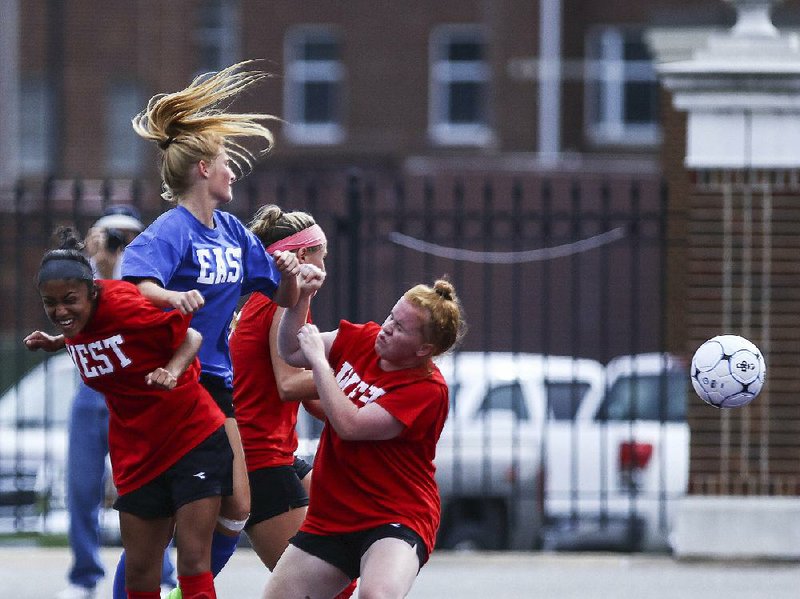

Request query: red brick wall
[{"left": 661, "top": 90, "right": 800, "bottom": 496}]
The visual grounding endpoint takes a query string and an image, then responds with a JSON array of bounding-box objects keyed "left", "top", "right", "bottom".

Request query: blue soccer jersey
[{"left": 121, "top": 205, "right": 281, "bottom": 386}]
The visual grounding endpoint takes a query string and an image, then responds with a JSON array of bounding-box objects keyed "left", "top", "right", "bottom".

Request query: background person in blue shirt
[{"left": 112, "top": 62, "right": 300, "bottom": 599}]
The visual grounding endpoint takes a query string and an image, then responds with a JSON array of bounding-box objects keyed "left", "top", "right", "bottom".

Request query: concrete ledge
[{"left": 673, "top": 496, "right": 800, "bottom": 560}]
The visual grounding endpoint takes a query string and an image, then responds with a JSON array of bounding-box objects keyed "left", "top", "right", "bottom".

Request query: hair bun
[
  {"left": 433, "top": 279, "right": 454, "bottom": 301},
  {"left": 56, "top": 226, "right": 85, "bottom": 252}
]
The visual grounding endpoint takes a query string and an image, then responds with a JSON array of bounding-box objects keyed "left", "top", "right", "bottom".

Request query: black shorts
[
  {"left": 113, "top": 426, "right": 233, "bottom": 519},
  {"left": 292, "top": 455, "right": 312, "bottom": 479},
  {"left": 290, "top": 523, "right": 428, "bottom": 581},
  {"left": 245, "top": 457, "right": 312, "bottom": 528},
  {"left": 200, "top": 373, "right": 235, "bottom": 418}
]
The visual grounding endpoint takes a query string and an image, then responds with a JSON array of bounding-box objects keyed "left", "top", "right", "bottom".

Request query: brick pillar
[{"left": 653, "top": 0, "right": 800, "bottom": 558}]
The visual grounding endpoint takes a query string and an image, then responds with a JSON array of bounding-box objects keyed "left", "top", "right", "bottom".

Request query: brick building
[
  {"left": 3, "top": 0, "right": 800, "bottom": 531},
  {"left": 2, "top": 0, "right": 770, "bottom": 182}
]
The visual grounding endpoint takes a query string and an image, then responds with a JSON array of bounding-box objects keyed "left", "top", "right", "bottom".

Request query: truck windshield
[{"left": 601, "top": 372, "right": 687, "bottom": 422}]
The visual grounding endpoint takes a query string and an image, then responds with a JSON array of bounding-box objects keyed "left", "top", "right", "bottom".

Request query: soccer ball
[{"left": 690, "top": 335, "right": 766, "bottom": 408}]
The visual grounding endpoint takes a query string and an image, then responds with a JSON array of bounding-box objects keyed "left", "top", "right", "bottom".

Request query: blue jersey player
[{"left": 110, "top": 62, "right": 299, "bottom": 599}]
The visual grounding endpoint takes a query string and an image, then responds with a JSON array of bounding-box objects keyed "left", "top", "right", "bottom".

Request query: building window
[
  {"left": 194, "top": 0, "right": 240, "bottom": 73},
  {"left": 585, "top": 27, "right": 661, "bottom": 146},
  {"left": 429, "top": 25, "right": 492, "bottom": 146},
  {"left": 106, "top": 81, "right": 145, "bottom": 175},
  {"left": 284, "top": 27, "right": 344, "bottom": 145},
  {"left": 20, "top": 77, "right": 52, "bottom": 175}
]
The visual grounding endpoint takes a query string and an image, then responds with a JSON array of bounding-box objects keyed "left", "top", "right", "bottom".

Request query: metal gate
[{"left": 0, "top": 170, "right": 680, "bottom": 551}]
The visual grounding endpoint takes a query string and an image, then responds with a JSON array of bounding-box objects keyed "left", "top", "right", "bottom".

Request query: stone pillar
[{"left": 653, "top": 0, "right": 800, "bottom": 559}]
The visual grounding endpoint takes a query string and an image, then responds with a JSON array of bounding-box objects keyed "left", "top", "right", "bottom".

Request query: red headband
[{"left": 266, "top": 224, "right": 327, "bottom": 254}]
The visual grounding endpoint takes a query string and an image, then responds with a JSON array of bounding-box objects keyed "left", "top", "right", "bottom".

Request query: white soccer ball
[{"left": 690, "top": 335, "right": 766, "bottom": 408}]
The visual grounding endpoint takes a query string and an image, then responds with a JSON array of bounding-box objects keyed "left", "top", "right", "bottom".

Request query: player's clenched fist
[
  {"left": 298, "top": 263, "right": 325, "bottom": 295},
  {"left": 168, "top": 289, "right": 205, "bottom": 314},
  {"left": 145, "top": 367, "right": 178, "bottom": 390},
  {"left": 272, "top": 250, "right": 301, "bottom": 276}
]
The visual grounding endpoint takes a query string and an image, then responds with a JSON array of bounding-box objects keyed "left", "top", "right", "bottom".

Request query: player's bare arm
[
  {"left": 23, "top": 330, "right": 66, "bottom": 352},
  {"left": 270, "top": 307, "right": 319, "bottom": 402},
  {"left": 298, "top": 323, "right": 404, "bottom": 441},
  {"left": 277, "top": 264, "right": 327, "bottom": 366},
  {"left": 136, "top": 278, "right": 205, "bottom": 315},
  {"left": 300, "top": 398, "right": 325, "bottom": 421},
  {"left": 270, "top": 249, "right": 301, "bottom": 308},
  {"left": 145, "top": 327, "right": 203, "bottom": 390}
]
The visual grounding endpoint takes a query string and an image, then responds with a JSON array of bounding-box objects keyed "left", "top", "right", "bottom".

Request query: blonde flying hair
[
  {"left": 404, "top": 279, "right": 466, "bottom": 357},
  {"left": 132, "top": 60, "right": 278, "bottom": 201}
]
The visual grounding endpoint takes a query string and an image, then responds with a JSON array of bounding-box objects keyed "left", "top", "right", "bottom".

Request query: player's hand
[
  {"left": 23, "top": 331, "right": 65, "bottom": 352},
  {"left": 297, "top": 263, "right": 325, "bottom": 297},
  {"left": 145, "top": 367, "right": 178, "bottom": 390},
  {"left": 272, "top": 250, "right": 301, "bottom": 276},
  {"left": 168, "top": 289, "right": 205, "bottom": 315},
  {"left": 83, "top": 227, "right": 105, "bottom": 258},
  {"left": 296, "top": 323, "right": 327, "bottom": 368}
]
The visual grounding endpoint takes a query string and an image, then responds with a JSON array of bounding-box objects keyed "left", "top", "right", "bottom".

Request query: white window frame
[
  {"left": 429, "top": 24, "right": 493, "bottom": 147},
  {"left": 194, "top": 0, "right": 240, "bottom": 74},
  {"left": 585, "top": 26, "right": 661, "bottom": 146},
  {"left": 283, "top": 26, "right": 345, "bottom": 145},
  {"left": 105, "top": 81, "right": 144, "bottom": 175},
  {"left": 19, "top": 76, "right": 52, "bottom": 175}
]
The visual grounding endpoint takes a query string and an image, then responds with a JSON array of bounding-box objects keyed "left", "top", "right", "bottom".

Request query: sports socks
[
  {"left": 113, "top": 552, "right": 127, "bottom": 599},
  {"left": 178, "top": 571, "right": 216, "bottom": 599},
  {"left": 210, "top": 530, "right": 240, "bottom": 576},
  {"left": 112, "top": 532, "right": 236, "bottom": 599},
  {"left": 113, "top": 549, "right": 176, "bottom": 599},
  {"left": 334, "top": 579, "right": 358, "bottom": 599}
]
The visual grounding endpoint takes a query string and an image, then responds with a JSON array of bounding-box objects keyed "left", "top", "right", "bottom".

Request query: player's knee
[
  {"left": 176, "top": 550, "right": 208, "bottom": 576},
  {"left": 217, "top": 514, "right": 249, "bottom": 534},
  {"left": 124, "top": 558, "right": 160, "bottom": 588},
  {"left": 221, "top": 496, "right": 250, "bottom": 522}
]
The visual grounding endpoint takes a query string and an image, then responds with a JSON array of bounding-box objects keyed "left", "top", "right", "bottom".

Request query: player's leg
[
  {"left": 357, "top": 525, "right": 427, "bottom": 599},
  {"left": 198, "top": 376, "right": 249, "bottom": 576},
  {"left": 247, "top": 507, "right": 308, "bottom": 570},
  {"left": 118, "top": 511, "right": 173, "bottom": 595},
  {"left": 173, "top": 496, "right": 220, "bottom": 599},
  {"left": 244, "top": 464, "right": 310, "bottom": 571},
  {"left": 170, "top": 425, "right": 233, "bottom": 598},
  {"left": 262, "top": 543, "right": 353, "bottom": 599},
  {"left": 289, "top": 464, "right": 357, "bottom": 599},
  {"left": 358, "top": 538, "right": 420, "bottom": 599},
  {"left": 218, "top": 416, "right": 250, "bottom": 527},
  {"left": 210, "top": 417, "right": 249, "bottom": 573}
]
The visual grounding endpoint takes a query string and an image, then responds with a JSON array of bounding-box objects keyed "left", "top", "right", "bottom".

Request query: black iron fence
[{"left": 0, "top": 170, "right": 683, "bottom": 551}]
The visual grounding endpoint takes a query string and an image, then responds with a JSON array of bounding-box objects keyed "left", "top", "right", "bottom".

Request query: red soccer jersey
[
  {"left": 230, "top": 292, "right": 304, "bottom": 471},
  {"left": 300, "top": 320, "right": 449, "bottom": 555},
  {"left": 63, "top": 280, "right": 224, "bottom": 495}
]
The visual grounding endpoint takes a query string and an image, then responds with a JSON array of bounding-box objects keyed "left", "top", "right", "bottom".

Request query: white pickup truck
[
  {"left": 2, "top": 351, "right": 688, "bottom": 551},
  {"left": 544, "top": 353, "right": 689, "bottom": 551},
  {"left": 433, "top": 352, "right": 605, "bottom": 550},
  {"left": 433, "top": 351, "right": 689, "bottom": 552}
]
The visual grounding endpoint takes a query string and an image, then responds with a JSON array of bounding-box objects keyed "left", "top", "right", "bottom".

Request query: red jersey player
[
  {"left": 25, "top": 229, "right": 230, "bottom": 599},
  {"left": 229, "top": 205, "right": 326, "bottom": 569},
  {"left": 265, "top": 264, "right": 465, "bottom": 599}
]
